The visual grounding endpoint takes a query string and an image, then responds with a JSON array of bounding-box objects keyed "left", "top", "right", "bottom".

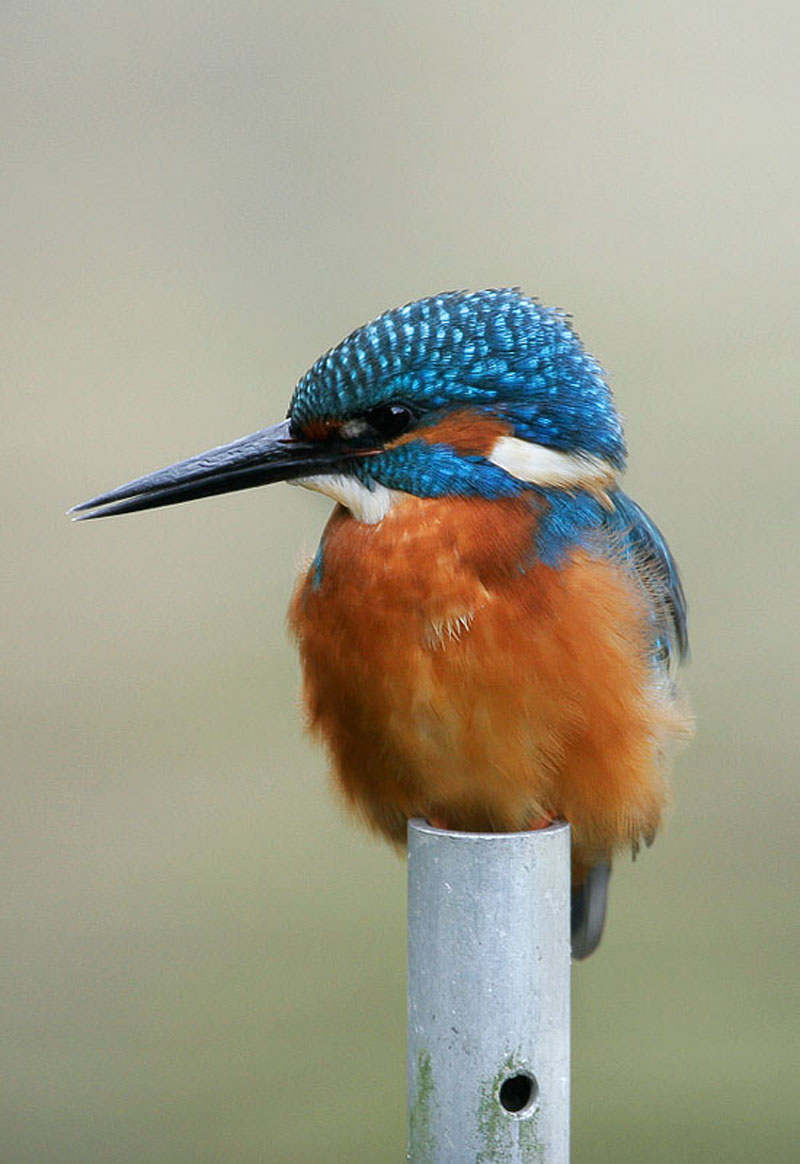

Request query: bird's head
[{"left": 72, "top": 289, "right": 626, "bottom": 523}]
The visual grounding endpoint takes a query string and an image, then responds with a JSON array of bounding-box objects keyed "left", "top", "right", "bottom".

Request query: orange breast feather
[{"left": 288, "top": 494, "right": 688, "bottom": 866}]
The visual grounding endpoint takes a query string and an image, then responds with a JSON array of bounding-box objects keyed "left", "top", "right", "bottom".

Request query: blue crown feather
[{"left": 290, "top": 290, "right": 626, "bottom": 467}]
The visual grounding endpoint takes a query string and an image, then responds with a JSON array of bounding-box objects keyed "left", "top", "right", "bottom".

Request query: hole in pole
[{"left": 498, "top": 1072, "right": 538, "bottom": 1115}]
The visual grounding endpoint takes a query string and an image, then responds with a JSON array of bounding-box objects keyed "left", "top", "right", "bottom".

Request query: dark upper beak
[{"left": 69, "top": 419, "right": 378, "bottom": 520}]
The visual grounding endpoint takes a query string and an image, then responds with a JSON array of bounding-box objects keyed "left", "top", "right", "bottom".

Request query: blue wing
[
  {"left": 605, "top": 490, "right": 688, "bottom": 672},
  {"left": 532, "top": 485, "right": 688, "bottom": 672}
]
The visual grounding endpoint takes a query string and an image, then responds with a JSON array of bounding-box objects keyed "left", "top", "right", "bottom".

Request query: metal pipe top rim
[{"left": 408, "top": 818, "right": 570, "bottom": 843}]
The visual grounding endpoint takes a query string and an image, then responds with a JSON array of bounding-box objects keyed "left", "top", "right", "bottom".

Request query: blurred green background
[{"left": 4, "top": 2, "right": 798, "bottom": 1161}]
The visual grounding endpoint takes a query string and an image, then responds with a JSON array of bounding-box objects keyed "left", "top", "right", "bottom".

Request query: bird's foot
[
  {"left": 525, "top": 811, "right": 555, "bottom": 831},
  {"left": 427, "top": 815, "right": 449, "bottom": 830}
]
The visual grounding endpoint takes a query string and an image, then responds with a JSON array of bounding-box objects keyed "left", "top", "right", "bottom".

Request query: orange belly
[{"left": 288, "top": 494, "right": 688, "bottom": 868}]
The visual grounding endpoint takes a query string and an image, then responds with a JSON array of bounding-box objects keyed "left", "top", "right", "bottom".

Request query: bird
[{"left": 71, "top": 288, "right": 691, "bottom": 958}]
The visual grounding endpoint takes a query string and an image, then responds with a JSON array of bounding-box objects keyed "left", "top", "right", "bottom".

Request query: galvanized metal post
[{"left": 407, "top": 819, "right": 571, "bottom": 1164}]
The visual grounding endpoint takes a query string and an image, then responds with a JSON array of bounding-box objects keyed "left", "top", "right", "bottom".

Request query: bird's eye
[{"left": 361, "top": 403, "right": 416, "bottom": 441}]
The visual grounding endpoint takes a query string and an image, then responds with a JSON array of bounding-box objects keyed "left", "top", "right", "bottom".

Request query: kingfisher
[{"left": 72, "top": 289, "right": 691, "bottom": 958}]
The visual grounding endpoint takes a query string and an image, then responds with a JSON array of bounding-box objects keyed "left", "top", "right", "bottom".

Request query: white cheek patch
[
  {"left": 293, "top": 474, "right": 400, "bottom": 523},
  {"left": 488, "top": 436, "right": 616, "bottom": 491}
]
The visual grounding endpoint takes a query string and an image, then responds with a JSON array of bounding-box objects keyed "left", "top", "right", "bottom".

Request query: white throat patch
[
  {"left": 294, "top": 474, "right": 400, "bottom": 523},
  {"left": 488, "top": 436, "right": 616, "bottom": 491}
]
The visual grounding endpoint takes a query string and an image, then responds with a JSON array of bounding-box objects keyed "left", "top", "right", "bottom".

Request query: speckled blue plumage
[{"left": 290, "top": 289, "right": 626, "bottom": 467}]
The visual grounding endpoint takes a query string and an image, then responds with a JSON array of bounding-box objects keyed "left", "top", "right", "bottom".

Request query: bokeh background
[{"left": 4, "top": 3, "right": 798, "bottom": 1161}]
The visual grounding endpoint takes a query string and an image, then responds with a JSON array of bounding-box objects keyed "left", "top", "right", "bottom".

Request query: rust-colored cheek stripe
[
  {"left": 300, "top": 418, "right": 342, "bottom": 441},
  {"left": 391, "top": 410, "right": 512, "bottom": 455}
]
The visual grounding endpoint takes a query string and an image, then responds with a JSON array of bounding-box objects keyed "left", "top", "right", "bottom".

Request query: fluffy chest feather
[{"left": 288, "top": 494, "right": 686, "bottom": 860}]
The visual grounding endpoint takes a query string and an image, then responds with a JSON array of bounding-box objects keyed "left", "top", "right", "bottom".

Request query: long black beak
[{"left": 69, "top": 419, "right": 376, "bottom": 520}]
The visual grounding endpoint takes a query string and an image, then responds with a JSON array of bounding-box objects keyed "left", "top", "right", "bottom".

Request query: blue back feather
[
  {"left": 535, "top": 489, "right": 688, "bottom": 671},
  {"left": 606, "top": 491, "right": 688, "bottom": 668}
]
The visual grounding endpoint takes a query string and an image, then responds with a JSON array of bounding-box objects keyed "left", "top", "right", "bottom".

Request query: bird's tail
[{"left": 571, "top": 861, "right": 611, "bottom": 960}]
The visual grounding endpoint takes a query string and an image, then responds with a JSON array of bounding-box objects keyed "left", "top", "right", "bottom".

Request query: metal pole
[{"left": 407, "top": 819, "right": 571, "bottom": 1164}]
